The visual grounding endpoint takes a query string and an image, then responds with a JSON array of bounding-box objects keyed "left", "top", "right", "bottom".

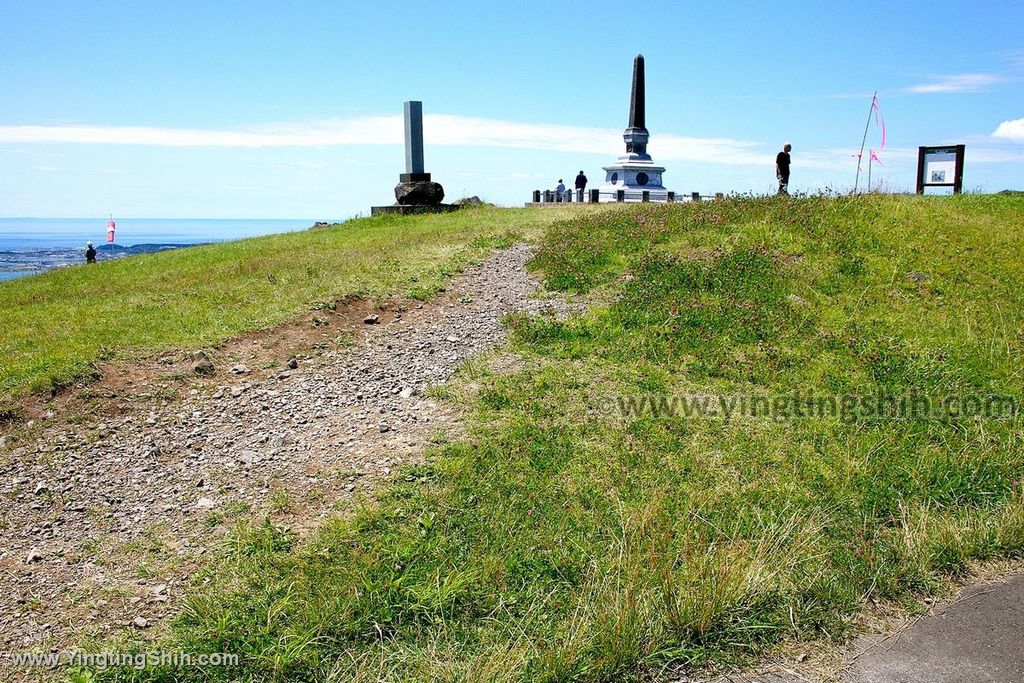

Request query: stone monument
[
  {"left": 371, "top": 101, "right": 459, "bottom": 215},
  {"left": 598, "top": 55, "right": 672, "bottom": 202}
]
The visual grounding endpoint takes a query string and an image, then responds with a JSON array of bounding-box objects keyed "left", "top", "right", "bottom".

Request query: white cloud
[
  {"left": 0, "top": 117, "right": 399, "bottom": 147},
  {"left": 288, "top": 160, "right": 330, "bottom": 170},
  {"left": 993, "top": 118, "right": 1024, "bottom": 142},
  {"left": 1004, "top": 48, "right": 1024, "bottom": 69},
  {"left": 429, "top": 114, "right": 779, "bottom": 165},
  {"left": 6, "top": 114, "right": 1023, "bottom": 175},
  {"left": 795, "top": 146, "right": 919, "bottom": 174},
  {"left": 967, "top": 146, "right": 1024, "bottom": 162},
  {"left": 0, "top": 114, "right": 776, "bottom": 167},
  {"left": 904, "top": 74, "right": 1002, "bottom": 94}
]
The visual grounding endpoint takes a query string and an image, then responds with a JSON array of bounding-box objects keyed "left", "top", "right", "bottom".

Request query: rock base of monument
[
  {"left": 371, "top": 204, "right": 462, "bottom": 216},
  {"left": 395, "top": 180, "right": 445, "bottom": 206},
  {"left": 371, "top": 170, "right": 461, "bottom": 215}
]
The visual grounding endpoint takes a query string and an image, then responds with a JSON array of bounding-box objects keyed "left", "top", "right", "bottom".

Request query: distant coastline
[
  {"left": 0, "top": 217, "right": 320, "bottom": 282},
  {"left": 0, "top": 243, "right": 209, "bottom": 282}
]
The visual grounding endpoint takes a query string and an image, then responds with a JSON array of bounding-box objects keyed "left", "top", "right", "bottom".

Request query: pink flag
[
  {"left": 869, "top": 150, "right": 883, "bottom": 165},
  {"left": 871, "top": 96, "right": 886, "bottom": 150},
  {"left": 107, "top": 218, "right": 116, "bottom": 244}
]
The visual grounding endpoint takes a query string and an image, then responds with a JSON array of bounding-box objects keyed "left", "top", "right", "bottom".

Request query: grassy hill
[
  {"left": 17, "top": 194, "right": 1024, "bottom": 681},
  {"left": 0, "top": 206, "right": 585, "bottom": 408}
]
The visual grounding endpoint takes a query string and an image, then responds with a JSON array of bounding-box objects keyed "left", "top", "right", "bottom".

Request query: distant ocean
[{"left": 0, "top": 218, "right": 318, "bottom": 281}]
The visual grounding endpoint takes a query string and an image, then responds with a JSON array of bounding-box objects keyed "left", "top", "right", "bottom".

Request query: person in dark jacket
[
  {"left": 776, "top": 143, "right": 792, "bottom": 195},
  {"left": 85, "top": 241, "right": 97, "bottom": 263},
  {"left": 575, "top": 170, "right": 588, "bottom": 193}
]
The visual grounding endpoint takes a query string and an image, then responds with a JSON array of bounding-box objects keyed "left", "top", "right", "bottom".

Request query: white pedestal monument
[{"left": 599, "top": 55, "right": 672, "bottom": 202}]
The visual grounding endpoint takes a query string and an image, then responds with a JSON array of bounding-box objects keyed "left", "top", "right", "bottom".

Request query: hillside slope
[
  {"left": 0, "top": 206, "right": 581, "bottom": 404},
  {"left": 60, "top": 195, "right": 1024, "bottom": 681}
]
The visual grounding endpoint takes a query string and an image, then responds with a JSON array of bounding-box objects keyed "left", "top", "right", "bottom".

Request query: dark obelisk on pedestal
[
  {"left": 625, "top": 55, "right": 649, "bottom": 159},
  {"left": 599, "top": 54, "right": 669, "bottom": 201}
]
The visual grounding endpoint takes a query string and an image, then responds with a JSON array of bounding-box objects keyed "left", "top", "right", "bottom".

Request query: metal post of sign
[
  {"left": 916, "top": 148, "right": 926, "bottom": 195},
  {"left": 953, "top": 144, "right": 965, "bottom": 194}
]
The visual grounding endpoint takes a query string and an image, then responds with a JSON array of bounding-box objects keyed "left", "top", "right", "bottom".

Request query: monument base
[
  {"left": 371, "top": 204, "right": 462, "bottom": 216},
  {"left": 597, "top": 157, "right": 670, "bottom": 202},
  {"left": 597, "top": 190, "right": 674, "bottom": 203}
]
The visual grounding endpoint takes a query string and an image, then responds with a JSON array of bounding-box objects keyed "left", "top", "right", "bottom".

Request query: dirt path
[{"left": 0, "top": 244, "right": 567, "bottom": 678}]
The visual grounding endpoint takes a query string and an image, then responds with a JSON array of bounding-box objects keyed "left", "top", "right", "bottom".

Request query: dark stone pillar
[
  {"left": 629, "top": 55, "right": 645, "bottom": 130},
  {"left": 624, "top": 55, "right": 649, "bottom": 158}
]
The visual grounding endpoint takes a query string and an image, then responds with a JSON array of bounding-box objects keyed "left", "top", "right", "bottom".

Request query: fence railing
[{"left": 529, "top": 189, "right": 724, "bottom": 204}]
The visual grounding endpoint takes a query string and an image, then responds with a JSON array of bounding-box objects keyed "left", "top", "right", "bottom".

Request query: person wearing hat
[{"left": 85, "top": 241, "right": 97, "bottom": 264}]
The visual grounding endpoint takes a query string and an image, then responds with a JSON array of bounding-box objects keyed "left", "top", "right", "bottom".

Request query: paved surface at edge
[
  {"left": 702, "top": 572, "right": 1024, "bottom": 683},
  {"left": 845, "top": 572, "right": 1024, "bottom": 683}
]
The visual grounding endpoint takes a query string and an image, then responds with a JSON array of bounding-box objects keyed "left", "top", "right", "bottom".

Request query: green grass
[
  {"left": 0, "top": 205, "right": 594, "bottom": 404},
  {"left": 76, "top": 195, "right": 1024, "bottom": 682}
]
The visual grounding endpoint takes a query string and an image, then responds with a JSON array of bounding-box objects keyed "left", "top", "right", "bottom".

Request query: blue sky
[{"left": 1, "top": 0, "right": 1022, "bottom": 218}]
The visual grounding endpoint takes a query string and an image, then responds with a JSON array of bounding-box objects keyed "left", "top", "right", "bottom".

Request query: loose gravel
[{"left": 0, "top": 243, "right": 568, "bottom": 673}]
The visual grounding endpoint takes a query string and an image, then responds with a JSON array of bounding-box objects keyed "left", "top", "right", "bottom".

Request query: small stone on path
[{"left": 192, "top": 351, "right": 215, "bottom": 375}]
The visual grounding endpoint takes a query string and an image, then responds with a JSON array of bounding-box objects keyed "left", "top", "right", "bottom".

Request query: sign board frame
[{"left": 916, "top": 145, "right": 965, "bottom": 194}]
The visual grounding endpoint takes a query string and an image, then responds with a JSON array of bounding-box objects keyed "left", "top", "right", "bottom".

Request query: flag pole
[
  {"left": 867, "top": 150, "right": 873, "bottom": 191},
  {"left": 853, "top": 91, "right": 876, "bottom": 194}
]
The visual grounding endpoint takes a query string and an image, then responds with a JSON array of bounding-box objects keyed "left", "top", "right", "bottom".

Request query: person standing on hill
[
  {"left": 85, "top": 241, "right": 97, "bottom": 264},
  {"left": 555, "top": 179, "right": 566, "bottom": 201},
  {"left": 776, "top": 143, "right": 792, "bottom": 196},
  {"left": 575, "top": 170, "right": 588, "bottom": 195}
]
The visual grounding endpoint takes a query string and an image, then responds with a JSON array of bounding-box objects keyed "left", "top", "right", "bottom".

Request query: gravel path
[{"left": 0, "top": 243, "right": 563, "bottom": 674}]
